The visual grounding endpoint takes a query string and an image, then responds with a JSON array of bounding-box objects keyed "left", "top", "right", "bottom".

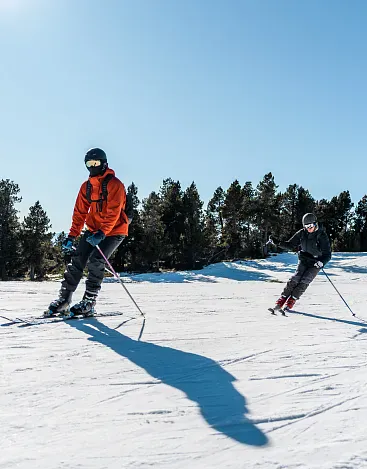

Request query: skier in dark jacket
[{"left": 270, "top": 213, "right": 331, "bottom": 312}]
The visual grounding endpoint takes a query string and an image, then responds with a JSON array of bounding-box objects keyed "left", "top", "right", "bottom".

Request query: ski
[
  {"left": 1, "top": 311, "right": 126, "bottom": 326},
  {"left": 268, "top": 307, "right": 288, "bottom": 317}
]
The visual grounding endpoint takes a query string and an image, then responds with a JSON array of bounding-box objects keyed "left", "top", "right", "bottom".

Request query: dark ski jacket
[{"left": 277, "top": 226, "right": 331, "bottom": 267}]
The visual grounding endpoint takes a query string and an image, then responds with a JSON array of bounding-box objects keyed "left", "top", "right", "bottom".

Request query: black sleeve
[
  {"left": 317, "top": 230, "right": 332, "bottom": 265},
  {"left": 278, "top": 230, "right": 302, "bottom": 250}
]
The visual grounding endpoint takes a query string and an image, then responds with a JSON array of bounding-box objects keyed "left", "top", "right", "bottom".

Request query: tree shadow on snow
[
  {"left": 107, "top": 266, "right": 273, "bottom": 284},
  {"left": 66, "top": 319, "right": 268, "bottom": 447},
  {"left": 106, "top": 252, "right": 367, "bottom": 284},
  {"left": 326, "top": 264, "right": 367, "bottom": 275},
  {"left": 327, "top": 253, "right": 367, "bottom": 273}
]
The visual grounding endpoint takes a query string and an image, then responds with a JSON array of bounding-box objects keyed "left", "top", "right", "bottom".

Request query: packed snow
[{"left": 1, "top": 252, "right": 367, "bottom": 469}]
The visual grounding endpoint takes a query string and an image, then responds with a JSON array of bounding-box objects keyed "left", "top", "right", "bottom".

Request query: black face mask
[{"left": 87, "top": 162, "right": 107, "bottom": 177}]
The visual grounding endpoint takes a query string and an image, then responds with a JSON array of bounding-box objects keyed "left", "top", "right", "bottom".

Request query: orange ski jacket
[{"left": 69, "top": 168, "right": 129, "bottom": 238}]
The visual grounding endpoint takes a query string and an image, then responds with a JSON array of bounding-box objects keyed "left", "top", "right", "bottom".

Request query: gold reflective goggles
[{"left": 85, "top": 159, "right": 102, "bottom": 168}]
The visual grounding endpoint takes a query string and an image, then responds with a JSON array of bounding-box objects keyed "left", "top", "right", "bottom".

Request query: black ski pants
[
  {"left": 281, "top": 261, "right": 319, "bottom": 300},
  {"left": 61, "top": 231, "right": 124, "bottom": 298}
]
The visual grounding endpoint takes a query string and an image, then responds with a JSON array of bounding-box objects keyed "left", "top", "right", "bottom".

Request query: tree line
[{"left": 0, "top": 173, "right": 366, "bottom": 280}]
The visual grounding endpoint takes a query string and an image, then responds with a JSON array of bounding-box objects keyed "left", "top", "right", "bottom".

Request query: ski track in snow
[{"left": 1, "top": 253, "right": 367, "bottom": 469}]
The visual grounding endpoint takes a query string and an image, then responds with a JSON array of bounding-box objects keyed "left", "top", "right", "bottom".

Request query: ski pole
[
  {"left": 96, "top": 245, "right": 145, "bottom": 318},
  {"left": 322, "top": 268, "right": 355, "bottom": 317}
]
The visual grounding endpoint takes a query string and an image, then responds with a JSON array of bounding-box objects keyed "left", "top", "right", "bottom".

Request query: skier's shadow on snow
[{"left": 66, "top": 319, "right": 268, "bottom": 447}]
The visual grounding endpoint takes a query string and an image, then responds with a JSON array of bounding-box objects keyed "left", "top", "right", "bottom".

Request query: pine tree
[
  {"left": 296, "top": 187, "right": 315, "bottom": 222},
  {"left": 181, "top": 182, "right": 205, "bottom": 269},
  {"left": 114, "top": 182, "right": 145, "bottom": 271},
  {"left": 207, "top": 187, "right": 225, "bottom": 236},
  {"left": 241, "top": 181, "right": 260, "bottom": 257},
  {"left": 50, "top": 231, "right": 69, "bottom": 276},
  {"left": 221, "top": 180, "right": 244, "bottom": 259},
  {"left": 279, "top": 184, "right": 298, "bottom": 239},
  {"left": 241, "top": 181, "right": 254, "bottom": 234},
  {"left": 20, "top": 201, "right": 53, "bottom": 280},
  {"left": 315, "top": 191, "right": 353, "bottom": 249},
  {"left": 159, "top": 178, "right": 185, "bottom": 268},
  {"left": 0, "top": 180, "right": 22, "bottom": 280},
  {"left": 354, "top": 195, "right": 367, "bottom": 251},
  {"left": 332, "top": 191, "right": 354, "bottom": 250},
  {"left": 140, "top": 191, "right": 165, "bottom": 270},
  {"left": 280, "top": 184, "right": 315, "bottom": 239},
  {"left": 204, "top": 186, "right": 225, "bottom": 263},
  {"left": 254, "top": 173, "right": 281, "bottom": 254}
]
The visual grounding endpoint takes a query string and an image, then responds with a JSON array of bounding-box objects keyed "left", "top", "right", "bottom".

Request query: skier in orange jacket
[{"left": 46, "top": 148, "right": 130, "bottom": 318}]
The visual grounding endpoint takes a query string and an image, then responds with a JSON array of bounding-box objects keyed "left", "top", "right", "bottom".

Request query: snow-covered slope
[{"left": 1, "top": 253, "right": 367, "bottom": 469}]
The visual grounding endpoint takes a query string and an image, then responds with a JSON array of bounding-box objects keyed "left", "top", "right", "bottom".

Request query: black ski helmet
[
  {"left": 84, "top": 147, "right": 107, "bottom": 164},
  {"left": 302, "top": 213, "right": 317, "bottom": 226},
  {"left": 84, "top": 148, "right": 108, "bottom": 177}
]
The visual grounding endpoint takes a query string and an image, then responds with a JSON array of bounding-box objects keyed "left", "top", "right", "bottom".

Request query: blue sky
[{"left": 1, "top": 0, "right": 367, "bottom": 233}]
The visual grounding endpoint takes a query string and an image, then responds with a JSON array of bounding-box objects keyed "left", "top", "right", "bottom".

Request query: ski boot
[
  {"left": 64, "top": 293, "right": 97, "bottom": 319},
  {"left": 284, "top": 296, "right": 297, "bottom": 312},
  {"left": 269, "top": 295, "right": 287, "bottom": 315},
  {"left": 45, "top": 289, "right": 72, "bottom": 317}
]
